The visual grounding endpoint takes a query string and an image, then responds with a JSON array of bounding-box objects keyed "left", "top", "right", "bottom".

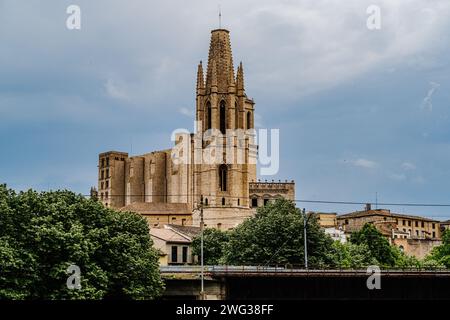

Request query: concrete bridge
[{"left": 160, "top": 266, "right": 450, "bottom": 300}]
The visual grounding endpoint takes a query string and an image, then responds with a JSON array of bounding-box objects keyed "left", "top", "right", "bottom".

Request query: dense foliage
[
  {"left": 349, "top": 223, "right": 398, "bottom": 267},
  {"left": 327, "top": 242, "right": 378, "bottom": 268},
  {"left": 425, "top": 230, "right": 450, "bottom": 268},
  {"left": 193, "top": 199, "right": 334, "bottom": 267},
  {"left": 0, "top": 185, "right": 164, "bottom": 300},
  {"left": 192, "top": 199, "right": 442, "bottom": 269},
  {"left": 192, "top": 228, "right": 229, "bottom": 265}
]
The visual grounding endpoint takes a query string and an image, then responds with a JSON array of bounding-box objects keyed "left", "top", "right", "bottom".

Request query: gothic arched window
[
  {"left": 235, "top": 102, "right": 239, "bottom": 129},
  {"left": 220, "top": 101, "right": 226, "bottom": 134},
  {"left": 247, "top": 111, "right": 252, "bottom": 129},
  {"left": 219, "top": 164, "right": 227, "bottom": 192},
  {"left": 206, "top": 102, "right": 212, "bottom": 130}
]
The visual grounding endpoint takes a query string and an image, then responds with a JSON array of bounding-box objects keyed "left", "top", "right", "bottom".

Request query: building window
[
  {"left": 416, "top": 230, "right": 419, "bottom": 236},
  {"left": 264, "top": 198, "right": 269, "bottom": 206},
  {"left": 220, "top": 101, "right": 226, "bottom": 134},
  {"left": 247, "top": 111, "right": 252, "bottom": 129},
  {"left": 182, "top": 246, "right": 188, "bottom": 264},
  {"left": 206, "top": 102, "right": 212, "bottom": 130},
  {"left": 100, "top": 193, "right": 104, "bottom": 200},
  {"left": 101, "top": 170, "right": 104, "bottom": 179},
  {"left": 106, "top": 169, "right": 109, "bottom": 178},
  {"left": 345, "top": 219, "right": 349, "bottom": 225},
  {"left": 106, "top": 158, "right": 109, "bottom": 166},
  {"left": 205, "top": 198, "right": 208, "bottom": 206},
  {"left": 182, "top": 219, "right": 186, "bottom": 226},
  {"left": 235, "top": 102, "right": 239, "bottom": 128},
  {"left": 433, "top": 232, "right": 436, "bottom": 238},
  {"left": 105, "top": 192, "right": 108, "bottom": 200},
  {"left": 237, "top": 199, "right": 240, "bottom": 206},
  {"left": 432, "top": 223, "right": 436, "bottom": 229},
  {"left": 105, "top": 180, "right": 109, "bottom": 188},
  {"left": 222, "top": 197, "right": 225, "bottom": 206},
  {"left": 172, "top": 217, "right": 176, "bottom": 223},
  {"left": 403, "top": 220, "right": 406, "bottom": 226},
  {"left": 415, "top": 221, "right": 418, "bottom": 227},
  {"left": 421, "top": 221, "right": 424, "bottom": 228},
  {"left": 171, "top": 246, "right": 178, "bottom": 263},
  {"left": 101, "top": 159, "right": 105, "bottom": 168},
  {"left": 101, "top": 182, "right": 104, "bottom": 189},
  {"left": 408, "top": 221, "right": 411, "bottom": 227},
  {"left": 219, "top": 164, "right": 227, "bottom": 191},
  {"left": 251, "top": 198, "right": 258, "bottom": 208},
  {"left": 217, "top": 223, "right": 222, "bottom": 230}
]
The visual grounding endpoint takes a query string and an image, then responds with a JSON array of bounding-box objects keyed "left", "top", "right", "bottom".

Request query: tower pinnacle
[{"left": 205, "top": 29, "right": 234, "bottom": 93}]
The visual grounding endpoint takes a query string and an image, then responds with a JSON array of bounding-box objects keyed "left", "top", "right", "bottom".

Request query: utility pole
[
  {"left": 200, "top": 195, "right": 205, "bottom": 300},
  {"left": 303, "top": 208, "right": 308, "bottom": 269}
]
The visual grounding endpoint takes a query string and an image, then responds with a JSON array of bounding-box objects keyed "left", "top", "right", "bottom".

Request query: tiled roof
[
  {"left": 150, "top": 228, "right": 191, "bottom": 243},
  {"left": 337, "top": 209, "right": 440, "bottom": 222},
  {"left": 166, "top": 224, "right": 201, "bottom": 239}
]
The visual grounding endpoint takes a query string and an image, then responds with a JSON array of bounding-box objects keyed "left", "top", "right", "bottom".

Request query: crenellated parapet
[{"left": 249, "top": 180, "right": 296, "bottom": 208}]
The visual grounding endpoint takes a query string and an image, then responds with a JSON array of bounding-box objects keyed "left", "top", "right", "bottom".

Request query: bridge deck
[{"left": 160, "top": 266, "right": 450, "bottom": 278}]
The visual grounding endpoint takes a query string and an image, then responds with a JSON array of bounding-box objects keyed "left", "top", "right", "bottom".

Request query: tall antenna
[
  {"left": 375, "top": 192, "right": 378, "bottom": 209},
  {"left": 219, "top": 5, "right": 222, "bottom": 28}
]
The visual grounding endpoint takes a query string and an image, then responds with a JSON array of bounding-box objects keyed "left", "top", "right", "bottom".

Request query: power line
[{"left": 83, "top": 193, "right": 450, "bottom": 208}]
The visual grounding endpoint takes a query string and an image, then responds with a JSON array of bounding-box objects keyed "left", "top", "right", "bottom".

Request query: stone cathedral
[{"left": 95, "top": 28, "right": 295, "bottom": 230}]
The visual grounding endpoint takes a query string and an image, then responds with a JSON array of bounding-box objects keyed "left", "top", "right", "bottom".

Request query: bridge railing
[{"left": 160, "top": 265, "right": 450, "bottom": 274}]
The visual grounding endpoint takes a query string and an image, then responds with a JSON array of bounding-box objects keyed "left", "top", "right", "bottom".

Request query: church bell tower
[{"left": 194, "top": 29, "right": 256, "bottom": 211}]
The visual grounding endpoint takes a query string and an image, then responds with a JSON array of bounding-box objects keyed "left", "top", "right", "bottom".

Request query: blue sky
[{"left": 1, "top": 0, "right": 450, "bottom": 219}]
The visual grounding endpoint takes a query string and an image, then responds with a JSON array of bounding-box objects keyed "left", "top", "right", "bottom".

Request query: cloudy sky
[{"left": 1, "top": 0, "right": 450, "bottom": 219}]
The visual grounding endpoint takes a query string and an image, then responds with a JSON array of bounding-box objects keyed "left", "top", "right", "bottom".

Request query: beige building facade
[
  {"left": 95, "top": 28, "right": 295, "bottom": 229},
  {"left": 150, "top": 224, "right": 200, "bottom": 265},
  {"left": 336, "top": 204, "right": 442, "bottom": 258}
]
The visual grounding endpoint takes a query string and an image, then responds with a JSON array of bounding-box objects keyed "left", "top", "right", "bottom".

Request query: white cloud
[
  {"left": 104, "top": 79, "right": 129, "bottom": 101},
  {"left": 179, "top": 107, "right": 194, "bottom": 117},
  {"left": 421, "top": 81, "right": 440, "bottom": 111},
  {"left": 401, "top": 162, "right": 416, "bottom": 171},
  {"left": 233, "top": 0, "right": 450, "bottom": 100},
  {"left": 349, "top": 158, "right": 378, "bottom": 169}
]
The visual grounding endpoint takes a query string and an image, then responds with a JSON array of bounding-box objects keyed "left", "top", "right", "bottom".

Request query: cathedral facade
[{"left": 95, "top": 28, "right": 295, "bottom": 229}]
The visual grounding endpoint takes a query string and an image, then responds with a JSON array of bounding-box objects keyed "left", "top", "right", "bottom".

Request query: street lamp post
[
  {"left": 200, "top": 195, "right": 205, "bottom": 299},
  {"left": 303, "top": 208, "right": 308, "bottom": 269}
]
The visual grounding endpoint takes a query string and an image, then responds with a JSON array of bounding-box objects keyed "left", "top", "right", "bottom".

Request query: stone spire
[
  {"left": 205, "top": 29, "right": 235, "bottom": 93},
  {"left": 236, "top": 61, "right": 245, "bottom": 95},
  {"left": 196, "top": 61, "right": 205, "bottom": 93}
]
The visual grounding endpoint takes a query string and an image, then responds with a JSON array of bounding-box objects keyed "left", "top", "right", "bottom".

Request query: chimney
[{"left": 365, "top": 203, "right": 372, "bottom": 211}]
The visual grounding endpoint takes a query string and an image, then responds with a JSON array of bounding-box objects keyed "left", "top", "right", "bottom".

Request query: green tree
[
  {"left": 192, "top": 228, "right": 230, "bottom": 265},
  {"left": 223, "top": 199, "right": 334, "bottom": 267},
  {"left": 425, "top": 229, "right": 450, "bottom": 268},
  {"left": 350, "top": 223, "right": 397, "bottom": 267},
  {"left": 391, "top": 246, "right": 422, "bottom": 269},
  {"left": 328, "top": 241, "right": 378, "bottom": 269},
  {"left": 0, "top": 185, "right": 164, "bottom": 300}
]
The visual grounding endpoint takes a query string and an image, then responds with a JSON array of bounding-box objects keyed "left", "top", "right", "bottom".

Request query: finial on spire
[{"left": 219, "top": 5, "right": 222, "bottom": 29}]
